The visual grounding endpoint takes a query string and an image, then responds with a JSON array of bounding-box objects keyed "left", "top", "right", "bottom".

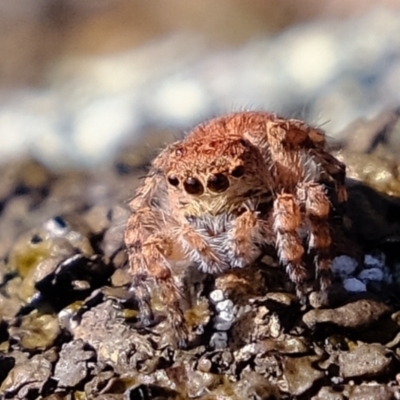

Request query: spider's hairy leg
[
  {"left": 125, "top": 210, "right": 188, "bottom": 348},
  {"left": 128, "top": 142, "right": 176, "bottom": 210},
  {"left": 227, "top": 209, "right": 262, "bottom": 268},
  {"left": 317, "top": 152, "right": 348, "bottom": 211},
  {"left": 265, "top": 116, "right": 326, "bottom": 151},
  {"left": 127, "top": 253, "right": 153, "bottom": 326},
  {"left": 143, "top": 243, "right": 188, "bottom": 348},
  {"left": 297, "top": 182, "right": 332, "bottom": 292},
  {"left": 273, "top": 193, "right": 308, "bottom": 298},
  {"left": 125, "top": 211, "right": 153, "bottom": 325}
]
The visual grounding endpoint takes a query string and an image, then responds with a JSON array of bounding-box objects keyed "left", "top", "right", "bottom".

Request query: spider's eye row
[
  {"left": 207, "top": 173, "right": 230, "bottom": 193},
  {"left": 184, "top": 177, "right": 204, "bottom": 195},
  {"left": 167, "top": 175, "right": 180, "bottom": 187},
  {"left": 231, "top": 165, "right": 245, "bottom": 178}
]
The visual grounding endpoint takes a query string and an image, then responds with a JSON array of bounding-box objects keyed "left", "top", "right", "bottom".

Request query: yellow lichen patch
[
  {"left": 121, "top": 308, "right": 139, "bottom": 320},
  {"left": 7, "top": 232, "right": 52, "bottom": 278},
  {"left": 336, "top": 151, "right": 400, "bottom": 197}
]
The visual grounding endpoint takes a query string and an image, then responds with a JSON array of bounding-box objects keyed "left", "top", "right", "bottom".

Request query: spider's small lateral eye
[
  {"left": 207, "top": 173, "right": 230, "bottom": 193},
  {"left": 167, "top": 175, "right": 180, "bottom": 187},
  {"left": 184, "top": 177, "right": 204, "bottom": 195},
  {"left": 231, "top": 165, "right": 245, "bottom": 178}
]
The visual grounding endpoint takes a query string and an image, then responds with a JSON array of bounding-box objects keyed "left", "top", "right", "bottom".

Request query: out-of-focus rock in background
[{"left": 1, "top": 0, "right": 400, "bottom": 168}]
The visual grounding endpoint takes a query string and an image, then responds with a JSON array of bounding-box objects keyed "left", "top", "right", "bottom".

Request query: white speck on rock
[
  {"left": 332, "top": 255, "right": 358, "bottom": 279},
  {"left": 343, "top": 278, "right": 367, "bottom": 293}
]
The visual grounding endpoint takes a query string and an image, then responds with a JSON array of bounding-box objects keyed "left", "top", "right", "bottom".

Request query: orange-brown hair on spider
[{"left": 124, "top": 111, "right": 347, "bottom": 347}]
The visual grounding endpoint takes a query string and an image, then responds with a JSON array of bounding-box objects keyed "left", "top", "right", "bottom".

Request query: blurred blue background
[{"left": 1, "top": 0, "right": 400, "bottom": 168}]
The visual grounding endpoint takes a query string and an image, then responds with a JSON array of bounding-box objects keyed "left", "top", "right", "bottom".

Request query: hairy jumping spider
[{"left": 124, "top": 111, "right": 347, "bottom": 346}]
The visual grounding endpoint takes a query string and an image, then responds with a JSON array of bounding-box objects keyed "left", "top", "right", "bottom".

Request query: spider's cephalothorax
[{"left": 125, "top": 111, "right": 347, "bottom": 346}]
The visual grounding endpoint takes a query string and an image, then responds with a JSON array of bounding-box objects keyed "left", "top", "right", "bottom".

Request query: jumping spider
[{"left": 125, "top": 111, "right": 347, "bottom": 346}]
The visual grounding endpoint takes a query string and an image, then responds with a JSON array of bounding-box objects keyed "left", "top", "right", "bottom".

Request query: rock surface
[{"left": 1, "top": 116, "right": 400, "bottom": 398}]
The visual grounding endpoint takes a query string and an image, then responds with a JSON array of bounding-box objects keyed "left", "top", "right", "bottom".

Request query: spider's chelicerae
[{"left": 125, "top": 111, "right": 347, "bottom": 346}]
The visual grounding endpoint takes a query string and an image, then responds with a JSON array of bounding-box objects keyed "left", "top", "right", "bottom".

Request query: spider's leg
[
  {"left": 316, "top": 151, "right": 348, "bottom": 213},
  {"left": 125, "top": 210, "right": 188, "bottom": 348},
  {"left": 127, "top": 253, "right": 153, "bottom": 326},
  {"left": 273, "top": 193, "right": 308, "bottom": 299},
  {"left": 297, "top": 182, "right": 332, "bottom": 292}
]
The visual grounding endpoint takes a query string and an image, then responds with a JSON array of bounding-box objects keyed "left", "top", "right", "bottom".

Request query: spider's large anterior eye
[
  {"left": 167, "top": 175, "right": 180, "bottom": 187},
  {"left": 207, "top": 173, "right": 230, "bottom": 193},
  {"left": 184, "top": 177, "right": 204, "bottom": 195},
  {"left": 231, "top": 165, "right": 245, "bottom": 178}
]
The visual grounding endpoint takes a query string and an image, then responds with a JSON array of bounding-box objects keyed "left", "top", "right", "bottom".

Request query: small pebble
[
  {"left": 72, "top": 280, "right": 91, "bottom": 290},
  {"left": 210, "top": 332, "right": 228, "bottom": 349},
  {"left": 357, "top": 267, "right": 384, "bottom": 283},
  {"left": 215, "top": 299, "right": 234, "bottom": 313},
  {"left": 303, "top": 299, "right": 390, "bottom": 329},
  {"left": 338, "top": 344, "right": 391, "bottom": 378},
  {"left": 219, "top": 310, "right": 235, "bottom": 322},
  {"left": 343, "top": 278, "right": 366, "bottom": 293},
  {"left": 266, "top": 292, "right": 297, "bottom": 306},
  {"left": 209, "top": 289, "right": 224, "bottom": 303},
  {"left": 330, "top": 376, "right": 344, "bottom": 385},
  {"left": 58, "top": 304, "right": 80, "bottom": 331},
  {"left": 364, "top": 253, "right": 385, "bottom": 269},
  {"left": 213, "top": 317, "right": 233, "bottom": 332},
  {"left": 197, "top": 358, "right": 212, "bottom": 373},
  {"left": 269, "top": 314, "right": 281, "bottom": 339},
  {"left": 309, "top": 291, "right": 329, "bottom": 309},
  {"left": 332, "top": 256, "right": 358, "bottom": 279},
  {"left": 280, "top": 355, "right": 324, "bottom": 396}
]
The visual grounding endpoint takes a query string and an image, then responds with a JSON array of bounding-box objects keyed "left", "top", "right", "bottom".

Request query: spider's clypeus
[{"left": 124, "top": 111, "right": 347, "bottom": 347}]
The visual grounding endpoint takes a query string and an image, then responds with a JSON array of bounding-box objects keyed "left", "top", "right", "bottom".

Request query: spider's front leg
[
  {"left": 297, "top": 182, "right": 332, "bottom": 292},
  {"left": 273, "top": 193, "right": 308, "bottom": 298},
  {"left": 125, "top": 210, "right": 188, "bottom": 348}
]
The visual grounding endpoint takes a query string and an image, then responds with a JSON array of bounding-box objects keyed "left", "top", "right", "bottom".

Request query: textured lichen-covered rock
[{"left": 2, "top": 113, "right": 400, "bottom": 398}]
